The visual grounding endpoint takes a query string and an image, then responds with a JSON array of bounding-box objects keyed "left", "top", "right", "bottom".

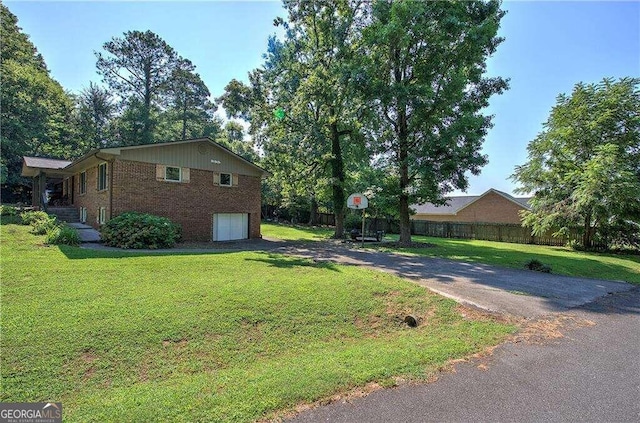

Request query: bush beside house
[{"left": 100, "top": 212, "right": 181, "bottom": 249}]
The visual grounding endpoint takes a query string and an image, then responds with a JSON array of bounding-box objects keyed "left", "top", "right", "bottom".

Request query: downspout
[{"left": 109, "top": 160, "right": 114, "bottom": 219}]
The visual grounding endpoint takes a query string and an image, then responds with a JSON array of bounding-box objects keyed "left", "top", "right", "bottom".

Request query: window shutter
[
  {"left": 182, "top": 168, "right": 190, "bottom": 183},
  {"left": 156, "top": 164, "right": 165, "bottom": 181},
  {"left": 232, "top": 174, "right": 239, "bottom": 187},
  {"left": 213, "top": 173, "right": 220, "bottom": 185}
]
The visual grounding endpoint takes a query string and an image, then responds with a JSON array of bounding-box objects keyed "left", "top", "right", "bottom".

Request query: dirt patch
[
  {"left": 162, "top": 338, "right": 189, "bottom": 347},
  {"left": 513, "top": 315, "right": 596, "bottom": 345},
  {"left": 80, "top": 350, "right": 98, "bottom": 380},
  {"left": 456, "top": 304, "right": 522, "bottom": 325},
  {"left": 355, "top": 290, "right": 438, "bottom": 334},
  {"left": 269, "top": 382, "right": 387, "bottom": 422}
]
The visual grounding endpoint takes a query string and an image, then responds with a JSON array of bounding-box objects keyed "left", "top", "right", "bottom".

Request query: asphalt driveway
[
  {"left": 290, "top": 287, "right": 640, "bottom": 423},
  {"left": 273, "top": 243, "right": 633, "bottom": 318}
]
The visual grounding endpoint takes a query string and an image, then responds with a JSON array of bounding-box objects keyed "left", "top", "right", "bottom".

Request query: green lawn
[
  {"left": 1, "top": 222, "right": 513, "bottom": 422},
  {"left": 262, "top": 222, "right": 334, "bottom": 241}
]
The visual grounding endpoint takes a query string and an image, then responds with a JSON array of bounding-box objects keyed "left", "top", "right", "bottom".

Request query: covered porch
[{"left": 21, "top": 157, "right": 73, "bottom": 210}]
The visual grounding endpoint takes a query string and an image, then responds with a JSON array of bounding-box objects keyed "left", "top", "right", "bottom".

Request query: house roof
[
  {"left": 22, "top": 137, "right": 270, "bottom": 178},
  {"left": 21, "top": 157, "right": 74, "bottom": 177},
  {"left": 23, "top": 156, "right": 72, "bottom": 170},
  {"left": 101, "top": 137, "right": 270, "bottom": 177},
  {"left": 412, "top": 188, "right": 532, "bottom": 215}
]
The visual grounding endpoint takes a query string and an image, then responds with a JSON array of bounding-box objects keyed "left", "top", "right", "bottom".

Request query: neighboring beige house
[
  {"left": 412, "top": 189, "right": 531, "bottom": 225},
  {"left": 21, "top": 138, "right": 270, "bottom": 242}
]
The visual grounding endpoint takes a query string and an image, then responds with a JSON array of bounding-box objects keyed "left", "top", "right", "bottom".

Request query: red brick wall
[
  {"left": 110, "top": 160, "right": 262, "bottom": 241},
  {"left": 413, "top": 191, "right": 526, "bottom": 224},
  {"left": 73, "top": 162, "right": 111, "bottom": 228}
]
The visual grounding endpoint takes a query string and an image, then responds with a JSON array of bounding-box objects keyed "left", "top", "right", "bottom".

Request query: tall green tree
[
  {"left": 96, "top": 30, "right": 177, "bottom": 144},
  {"left": 215, "top": 121, "right": 259, "bottom": 162},
  {"left": 220, "top": 0, "right": 367, "bottom": 237},
  {"left": 0, "top": 4, "right": 76, "bottom": 200},
  {"left": 75, "top": 82, "right": 115, "bottom": 149},
  {"left": 361, "top": 0, "right": 508, "bottom": 245},
  {"left": 165, "top": 58, "right": 215, "bottom": 140},
  {"left": 513, "top": 78, "right": 640, "bottom": 248}
]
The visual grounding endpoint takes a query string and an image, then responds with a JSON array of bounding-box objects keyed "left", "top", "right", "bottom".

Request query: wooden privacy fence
[
  {"left": 379, "top": 220, "right": 588, "bottom": 246},
  {"left": 310, "top": 213, "right": 588, "bottom": 247},
  {"left": 406, "top": 220, "right": 574, "bottom": 246},
  {"left": 315, "top": 213, "right": 335, "bottom": 226}
]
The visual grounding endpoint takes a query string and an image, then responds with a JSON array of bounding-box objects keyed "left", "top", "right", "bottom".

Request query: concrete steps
[
  {"left": 67, "top": 222, "right": 101, "bottom": 243},
  {"left": 48, "top": 206, "right": 80, "bottom": 223}
]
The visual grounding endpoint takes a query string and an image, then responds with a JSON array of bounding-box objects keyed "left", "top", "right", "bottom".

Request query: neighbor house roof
[
  {"left": 412, "top": 188, "right": 532, "bottom": 215},
  {"left": 413, "top": 195, "right": 480, "bottom": 215}
]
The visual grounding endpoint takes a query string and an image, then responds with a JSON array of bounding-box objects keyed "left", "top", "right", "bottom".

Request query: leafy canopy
[
  {"left": 513, "top": 77, "right": 640, "bottom": 248},
  {"left": 360, "top": 0, "right": 508, "bottom": 244},
  {"left": 0, "top": 4, "right": 76, "bottom": 199}
]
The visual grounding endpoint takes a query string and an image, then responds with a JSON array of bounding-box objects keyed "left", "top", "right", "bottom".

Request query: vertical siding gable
[{"left": 116, "top": 141, "right": 263, "bottom": 177}]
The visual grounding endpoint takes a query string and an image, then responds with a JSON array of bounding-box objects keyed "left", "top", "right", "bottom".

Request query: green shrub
[
  {"left": 524, "top": 258, "right": 552, "bottom": 273},
  {"left": 20, "top": 210, "right": 49, "bottom": 225},
  {"left": 0, "top": 205, "right": 18, "bottom": 216},
  {"left": 101, "top": 212, "right": 181, "bottom": 249},
  {"left": 30, "top": 215, "right": 59, "bottom": 235},
  {"left": 45, "top": 225, "right": 81, "bottom": 246}
]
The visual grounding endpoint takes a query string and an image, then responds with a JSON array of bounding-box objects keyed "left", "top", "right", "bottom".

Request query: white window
[
  {"left": 220, "top": 173, "right": 232, "bottom": 187},
  {"left": 165, "top": 166, "right": 181, "bottom": 182},
  {"left": 98, "top": 207, "right": 106, "bottom": 224},
  {"left": 80, "top": 207, "right": 87, "bottom": 223}
]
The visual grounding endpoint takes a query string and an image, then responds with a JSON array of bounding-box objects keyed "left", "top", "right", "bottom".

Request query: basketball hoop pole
[{"left": 361, "top": 209, "right": 365, "bottom": 248}]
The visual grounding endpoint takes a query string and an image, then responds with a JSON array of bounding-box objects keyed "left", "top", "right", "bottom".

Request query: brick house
[
  {"left": 21, "top": 138, "right": 269, "bottom": 241},
  {"left": 411, "top": 189, "right": 531, "bottom": 225}
]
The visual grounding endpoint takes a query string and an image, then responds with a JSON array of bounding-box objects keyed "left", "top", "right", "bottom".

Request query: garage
[{"left": 213, "top": 213, "right": 249, "bottom": 241}]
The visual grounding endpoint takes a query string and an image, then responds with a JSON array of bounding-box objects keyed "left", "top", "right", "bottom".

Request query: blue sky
[{"left": 6, "top": 1, "right": 639, "bottom": 196}]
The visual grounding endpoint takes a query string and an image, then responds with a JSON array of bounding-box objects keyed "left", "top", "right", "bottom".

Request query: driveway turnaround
[
  {"left": 290, "top": 287, "right": 640, "bottom": 422},
  {"left": 293, "top": 288, "right": 640, "bottom": 423},
  {"left": 274, "top": 243, "right": 633, "bottom": 318}
]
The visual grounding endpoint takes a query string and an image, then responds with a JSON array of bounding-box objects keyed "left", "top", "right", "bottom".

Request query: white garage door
[{"left": 213, "top": 213, "right": 248, "bottom": 241}]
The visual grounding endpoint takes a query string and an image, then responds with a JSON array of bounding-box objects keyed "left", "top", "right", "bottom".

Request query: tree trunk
[
  {"left": 392, "top": 44, "right": 412, "bottom": 246},
  {"left": 309, "top": 193, "right": 318, "bottom": 225},
  {"left": 398, "top": 192, "right": 411, "bottom": 245},
  {"left": 329, "top": 114, "right": 345, "bottom": 239},
  {"left": 142, "top": 62, "right": 153, "bottom": 144},
  {"left": 181, "top": 100, "right": 188, "bottom": 140},
  {"left": 397, "top": 108, "right": 411, "bottom": 245},
  {"left": 583, "top": 212, "right": 593, "bottom": 249}
]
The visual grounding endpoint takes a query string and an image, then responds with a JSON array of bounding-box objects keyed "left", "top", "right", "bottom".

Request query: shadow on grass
[
  {"left": 391, "top": 239, "right": 640, "bottom": 286},
  {"left": 57, "top": 245, "right": 237, "bottom": 260},
  {"left": 0, "top": 216, "right": 23, "bottom": 225},
  {"left": 244, "top": 253, "right": 340, "bottom": 272}
]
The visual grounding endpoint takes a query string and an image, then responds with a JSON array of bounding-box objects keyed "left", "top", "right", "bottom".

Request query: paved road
[
  {"left": 291, "top": 287, "right": 640, "bottom": 423},
  {"left": 273, "top": 243, "right": 633, "bottom": 318}
]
